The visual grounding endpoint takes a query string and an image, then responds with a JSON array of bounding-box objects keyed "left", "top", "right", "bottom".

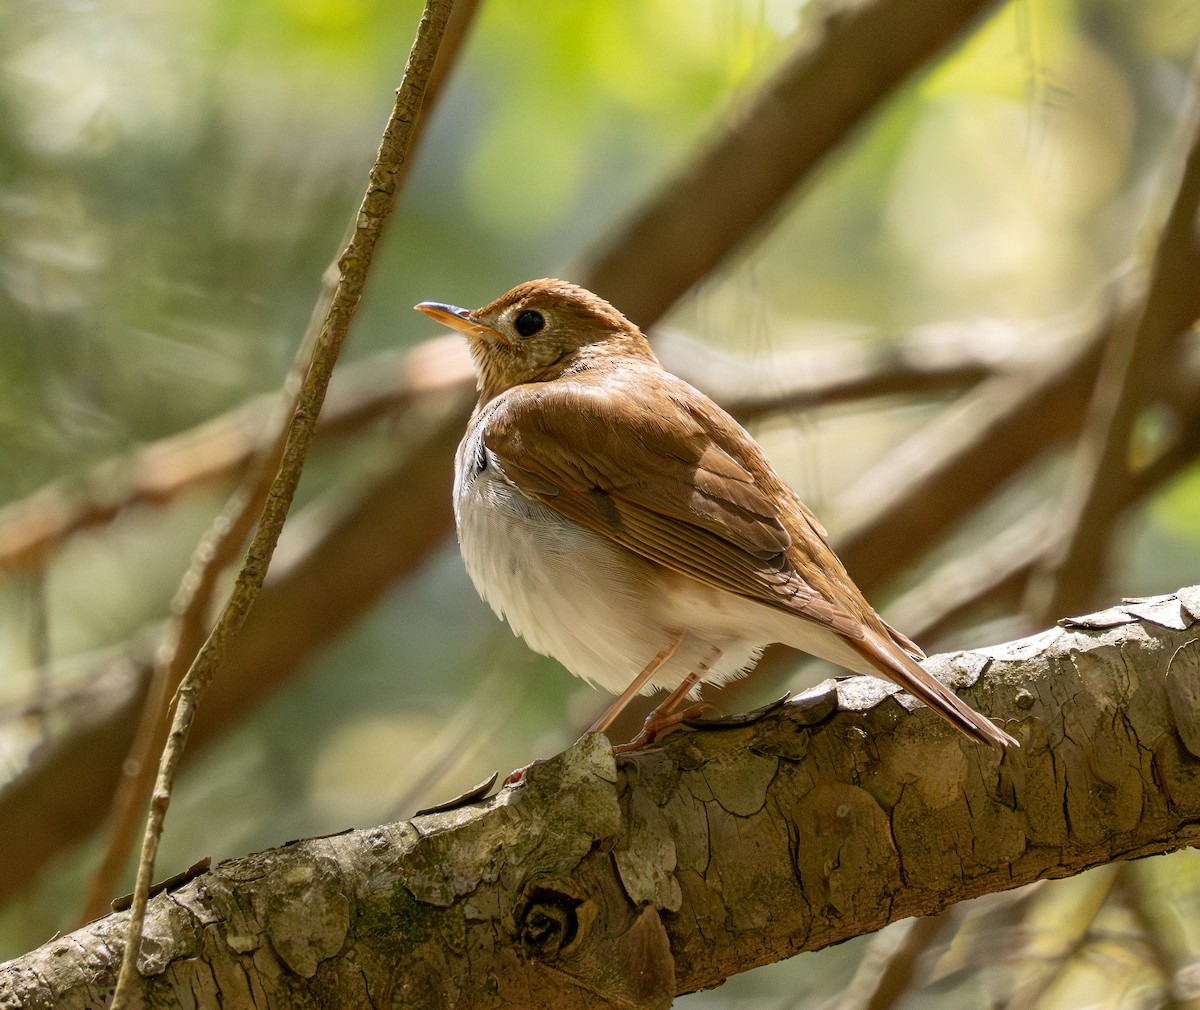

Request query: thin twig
[
  {"left": 107, "top": 3, "right": 455, "bottom": 1005},
  {"left": 655, "top": 321, "right": 1004, "bottom": 423},
  {"left": 80, "top": 275, "right": 334, "bottom": 925},
  {"left": 79, "top": 356, "right": 304, "bottom": 924},
  {"left": 79, "top": 0, "right": 477, "bottom": 927}
]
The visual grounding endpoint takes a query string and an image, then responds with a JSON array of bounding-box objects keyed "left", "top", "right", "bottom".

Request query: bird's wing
[
  {"left": 482, "top": 368, "right": 1019, "bottom": 750},
  {"left": 480, "top": 369, "right": 864, "bottom": 639}
]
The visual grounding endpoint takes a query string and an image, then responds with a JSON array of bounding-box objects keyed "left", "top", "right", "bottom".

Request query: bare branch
[
  {"left": 655, "top": 320, "right": 1005, "bottom": 422},
  {"left": 0, "top": 412, "right": 465, "bottom": 903},
  {"left": 1028, "top": 58, "right": 1200, "bottom": 621},
  {"left": 107, "top": 6, "right": 456, "bottom": 1001},
  {"left": 77, "top": 0, "right": 482, "bottom": 926},
  {"left": 5, "top": 587, "right": 1200, "bottom": 1009},
  {"left": 582, "top": 0, "right": 1004, "bottom": 324}
]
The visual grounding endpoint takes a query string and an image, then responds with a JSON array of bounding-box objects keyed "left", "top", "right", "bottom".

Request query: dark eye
[{"left": 514, "top": 310, "right": 545, "bottom": 337}]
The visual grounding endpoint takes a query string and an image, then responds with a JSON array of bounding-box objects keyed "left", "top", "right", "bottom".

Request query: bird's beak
[{"left": 415, "top": 301, "right": 505, "bottom": 344}]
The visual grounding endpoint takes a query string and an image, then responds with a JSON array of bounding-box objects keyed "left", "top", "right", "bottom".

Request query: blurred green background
[{"left": 3, "top": 0, "right": 1200, "bottom": 1006}]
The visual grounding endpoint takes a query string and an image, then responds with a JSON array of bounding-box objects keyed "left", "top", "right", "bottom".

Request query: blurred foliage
[{"left": 2, "top": 0, "right": 1200, "bottom": 1006}]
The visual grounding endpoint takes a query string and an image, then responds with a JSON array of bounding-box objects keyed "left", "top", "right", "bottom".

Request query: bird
[{"left": 415, "top": 279, "right": 1018, "bottom": 752}]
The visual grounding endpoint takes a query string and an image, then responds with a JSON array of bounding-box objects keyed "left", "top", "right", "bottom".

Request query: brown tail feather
[{"left": 848, "top": 629, "right": 1018, "bottom": 751}]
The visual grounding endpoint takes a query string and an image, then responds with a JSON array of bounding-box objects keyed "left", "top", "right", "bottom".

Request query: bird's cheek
[
  {"left": 469, "top": 321, "right": 512, "bottom": 347},
  {"left": 465, "top": 332, "right": 500, "bottom": 362}
]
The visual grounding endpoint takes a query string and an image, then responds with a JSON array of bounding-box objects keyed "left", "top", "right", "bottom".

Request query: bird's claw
[{"left": 613, "top": 701, "right": 716, "bottom": 755}]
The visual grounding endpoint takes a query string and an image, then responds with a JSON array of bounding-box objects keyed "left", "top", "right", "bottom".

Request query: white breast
[
  {"left": 454, "top": 423, "right": 668, "bottom": 694},
  {"left": 452, "top": 422, "right": 869, "bottom": 698}
]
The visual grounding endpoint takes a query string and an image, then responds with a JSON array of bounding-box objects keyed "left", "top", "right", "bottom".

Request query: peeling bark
[{"left": 4, "top": 587, "right": 1200, "bottom": 1009}]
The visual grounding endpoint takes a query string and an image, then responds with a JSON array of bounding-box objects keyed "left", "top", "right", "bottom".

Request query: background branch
[
  {"left": 582, "top": 0, "right": 1004, "bottom": 322},
  {"left": 77, "top": 0, "right": 482, "bottom": 926},
  {"left": 1027, "top": 55, "right": 1200, "bottom": 622}
]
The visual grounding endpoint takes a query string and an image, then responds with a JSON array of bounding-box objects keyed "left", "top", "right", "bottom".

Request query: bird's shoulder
[
  {"left": 482, "top": 359, "right": 758, "bottom": 475},
  {"left": 480, "top": 362, "right": 761, "bottom": 492},
  {"left": 480, "top": 361, "right": 799, "bottom": 559}
]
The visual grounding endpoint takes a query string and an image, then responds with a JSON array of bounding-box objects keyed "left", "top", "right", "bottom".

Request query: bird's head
[{"left": 416, "top": 279, "right": 654, "bottom": 403}]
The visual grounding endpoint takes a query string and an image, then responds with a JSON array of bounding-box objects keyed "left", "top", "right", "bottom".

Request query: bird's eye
[{"left": 514, "top": 310, "right": 545, "bottom": 337}]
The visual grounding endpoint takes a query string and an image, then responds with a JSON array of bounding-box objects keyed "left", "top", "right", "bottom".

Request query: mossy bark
[{"left": 4, "top": 588, "right": 1199, "bottom": 1009}]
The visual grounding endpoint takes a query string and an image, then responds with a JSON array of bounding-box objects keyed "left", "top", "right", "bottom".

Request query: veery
[{"left": 416, "top": 280, "right": 1017, "bottom": 751}]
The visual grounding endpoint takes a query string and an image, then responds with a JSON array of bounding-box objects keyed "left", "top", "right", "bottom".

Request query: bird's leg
[
  {"left": 615, "top": 646, "right": 723, "bottom": 753},
  {"left": 589, "top": 632, "right": 685, "bottom": 735},
  {"left": 504, "top": 633, "right": 686, "bottom": 787}
]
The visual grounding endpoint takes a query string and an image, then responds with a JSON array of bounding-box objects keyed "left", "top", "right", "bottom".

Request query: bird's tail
[{"left": 848, "top": 628, "right": 1019, "bottom": 751}]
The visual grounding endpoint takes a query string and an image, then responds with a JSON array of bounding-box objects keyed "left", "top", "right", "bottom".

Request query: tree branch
[
  {"left": 79, "top": 0, "right": 482, "bottom": 927},
  {"left": 5, "top": 587, "right": 1199, "bottom": 1009},
  {"left": 582, "top": 0, "right": 1003, "bottom": 323},
  {"left": 1027, "top": 53, "right": 1200, "bottom": 622},
  {"left": 0, "top": 409, "right": 465, "bottom": 902},
  {"left": 107, "top": 3, "right": 457, "bottom": 1002}
]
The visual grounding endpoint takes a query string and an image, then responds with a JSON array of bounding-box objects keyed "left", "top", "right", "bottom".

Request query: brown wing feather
[{"left": 481, "top": 363, "right": 866, "bottom": 637}]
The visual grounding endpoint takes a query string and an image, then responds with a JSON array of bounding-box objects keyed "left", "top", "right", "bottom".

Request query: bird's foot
[{"left": 613, "top": 701, "right": 716, "bottom": 755}]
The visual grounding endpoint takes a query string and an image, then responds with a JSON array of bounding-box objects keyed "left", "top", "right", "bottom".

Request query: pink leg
[
  {"left": 647, "top": 670, "right": 702, "bottom": 721},
  {"left": 615, "top": 646, "right": 723, "bottom": 753},
  {"left": 505, "top": 634, "right": 686, "bottom": 786},
  {"left": 589, "top": 632, "right": 685, "bottom": 735}
]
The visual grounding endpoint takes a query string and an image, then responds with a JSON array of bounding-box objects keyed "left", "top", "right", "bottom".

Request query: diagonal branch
[
  {"left": 1027, "top": 56, "right": 1200, "bottom": 622},
  {"left": 5, "top": 587, "right": 1200, "bottom": 1009},
  {"left": 77, "top": 0, "right": 482, "bottom": 927},
  {"left": 582, "top": 0, "right": 1004, "bottom": 323}
]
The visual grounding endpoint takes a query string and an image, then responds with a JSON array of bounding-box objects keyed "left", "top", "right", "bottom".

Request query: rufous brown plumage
[{"left": 417, "top": 279, "right": 1018, "bottom": 751}]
